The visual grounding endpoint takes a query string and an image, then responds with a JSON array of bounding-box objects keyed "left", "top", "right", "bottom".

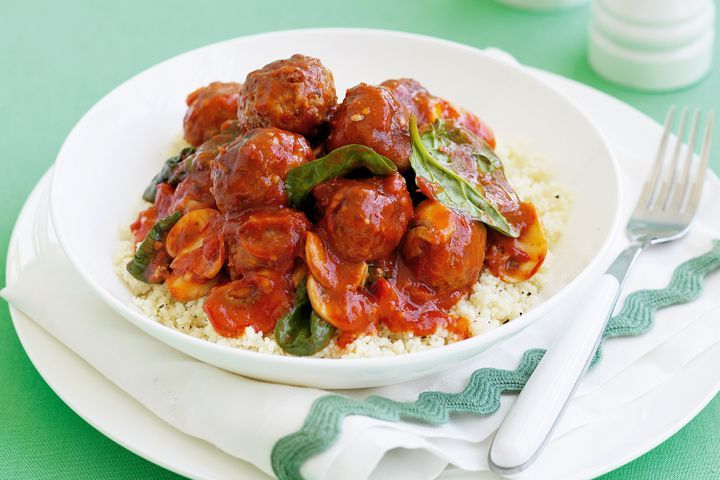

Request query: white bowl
[{"left": 50, "top": 29, "right": 621, "bottom": 388}]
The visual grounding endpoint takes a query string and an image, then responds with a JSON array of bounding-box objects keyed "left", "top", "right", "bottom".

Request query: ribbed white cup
[{"left": 588, "top": 0, "right": 715, "bottom": 91}]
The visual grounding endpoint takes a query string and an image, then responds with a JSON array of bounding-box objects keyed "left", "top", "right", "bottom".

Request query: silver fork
[{"left": 489, "top": 107, "right": 715, "bottom": 475}]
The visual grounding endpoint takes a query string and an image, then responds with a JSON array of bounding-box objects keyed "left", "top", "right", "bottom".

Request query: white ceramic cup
[{"left": 588, "top": 0, "right": 715, "bottom": 91}]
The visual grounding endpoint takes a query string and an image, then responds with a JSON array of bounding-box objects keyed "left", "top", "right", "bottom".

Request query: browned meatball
[
  {"left": 313, "top": 173, "right": 413, "bottom": 262},
  {"left": 183, "top": 82, "right": 242, "bottom": 147},
  {"left": 172, "top": 171, "right": 216, "bottom": 214},
  {"left": 211, "top": 128, "right": 313, "bottom": 213},
  {"left": 224, "top": 208, "right": 311, "bottom": 279},
  {"left": 379, "top": 78, "right": 427, "bottom": 117},
  {"left": 381, "top": 78, "right": 496, "bottom": 149},
  {"left": 326, "top": 83, "right": 411, "bottom": 170},
  {"left": 171, "top": 124, "right": 246, "bottom": 214},
  {"left": 401, "top": 200, "right": 487, "bottom": 290},
  {"left": 238, "top": 54, "right": 337, "bottom": 136}
]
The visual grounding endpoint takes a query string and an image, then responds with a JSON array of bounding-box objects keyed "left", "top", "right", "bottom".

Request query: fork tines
[{"left": 639, "top": 107, "right": 715, "bottom": 217}]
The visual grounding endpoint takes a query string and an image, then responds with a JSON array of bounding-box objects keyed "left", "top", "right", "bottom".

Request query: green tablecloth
[{"left": 1, "top": 1, "right": 718, "bottom": 478}]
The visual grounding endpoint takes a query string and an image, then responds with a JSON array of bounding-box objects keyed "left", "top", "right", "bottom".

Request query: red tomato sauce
[
  {"left": 373, "top": 256, "right": 471, "bottom": 339},
  {"left": 128, "top": 61, "right": 547, "bottom": 352}
]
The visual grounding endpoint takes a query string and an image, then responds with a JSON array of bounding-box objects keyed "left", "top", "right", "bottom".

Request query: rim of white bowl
[{"left": 49, "top": 28, "right": 623, "bottom": 369}]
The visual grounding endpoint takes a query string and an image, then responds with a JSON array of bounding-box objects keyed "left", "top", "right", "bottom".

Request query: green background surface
[{"left": 1, "top": 0, "right": 718, "bottom": 478}]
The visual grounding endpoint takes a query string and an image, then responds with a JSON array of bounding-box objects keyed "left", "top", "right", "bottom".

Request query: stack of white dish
[{"left": 589, "top": 0, "right": 715, "bottom": 91}]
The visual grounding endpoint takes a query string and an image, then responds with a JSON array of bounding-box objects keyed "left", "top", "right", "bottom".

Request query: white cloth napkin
[{"left": 4, "top": 74, "right": 720, "bottom": 479}]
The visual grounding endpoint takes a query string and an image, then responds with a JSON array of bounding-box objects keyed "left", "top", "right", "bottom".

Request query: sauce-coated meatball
[
  {"left": 183, "top": 82, "right": 242, "bottom": 147},
  {"left": 172, "top": 171, "right": 216, "bottom": 213},
  {"left": 171, "top": 123, "right": 245, "bottom": 214},
  {"left": 381, "top": 78, "right": 496, "bottom": 149},
  {"left": 401, "top": 200, "right": 487, "bottom": 290},
  {"left": 211, "top": 128, "right": 313, "bottom": 213},
  {"left": 326, "top": 83, "right": 411, "bottom": 170},
  {"left": 224, "top": 208, "right": 311, "bottom": 279},
  {"left": 238, "top": 54, "right": 337, "bottom": 136},
  {"left": 191, "top": 121, "right": 245, "bottom": 170},
  {"left": 379, "top": 78, "right": 427, "bottom": 114},
  {"left": 313, "top": 173, "right": 413, "bottom": 262}
]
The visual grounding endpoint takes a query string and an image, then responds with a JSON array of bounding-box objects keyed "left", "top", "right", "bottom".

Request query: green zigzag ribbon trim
[
  {"left": 272, "top": 240, "right": 720, "bottom": 480},
  {"left": 592, "top": 239, "right": 720, "bottom": 366}
]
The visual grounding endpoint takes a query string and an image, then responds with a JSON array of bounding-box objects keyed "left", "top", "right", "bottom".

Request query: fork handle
[{"left": 488, "top": 244, "right": 644, "bottom": 474}]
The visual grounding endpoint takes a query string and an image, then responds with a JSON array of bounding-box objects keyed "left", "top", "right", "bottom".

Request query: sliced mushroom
[
  {"left": 166, "top": 272, "right": 218, "bottom": 301},
  {"left": 166, "top": 208, "right": 220, "bottom": 257},
  {"left": 305, "top": 231, "right": 368, "bottom": 289},
  {"left": 306, "top": 275, "right": 377, "bottom": 333},
  {"left": 486, "top": 202, "right": 547, "bottom": 283},
  {"left": 306, "top": 275, "right": 335, "bottom": 325},
  {"left": 166, "top": 208, "right": 225, "bottom": 279}
]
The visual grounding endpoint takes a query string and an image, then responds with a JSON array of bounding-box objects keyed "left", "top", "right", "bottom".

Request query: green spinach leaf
[
  {"left": 274, "top": 280, "right": 336, "bottom": 356},
  {"left": 143, "top": 147, "right": 196, "bottom": 202},
  {"left": 409, "top": 117, "right": 519, "bottom": 237},
  {"left": 126, "top": 211, "right": 182, "bottom": 283},
  {"left": 284, "top": 144, "right": 397, "bottom": 208}
]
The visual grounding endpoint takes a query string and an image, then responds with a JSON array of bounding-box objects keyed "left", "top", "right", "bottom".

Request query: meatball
[
  {"left": 379, "top": 78, "right": 427, "bottom": 118},
  {"left": 381, "top": 78, "right": 496, "bottom": 149},
  {"left": 172, "top": 170, "right": 216, "bottom": 213},
  {"left": 172, "top": 123, "right": 246, "bottom": 214},
  {"left": 183, "top": 82, "right": 242, "bottom": 147},
  {"left": 238, "top": 54, "right": 337, "bottom": 136},
  {"left": 326, "top": 83, "right": 411, "bottom": 170},
  {"left": 224, "top": 208, "right": 311, "bottom": 279},
  {"left": 191, "top": 120, "right": 245, "bottom": 170},
  {"left": 401, "top": 200, "right": 487, "bottom": 290},
  {"left": 211, "top": 128, "right": 314, "bottom": 213},
  {"left": 313, "top": 173, "right": 413, "bottom": 262}
]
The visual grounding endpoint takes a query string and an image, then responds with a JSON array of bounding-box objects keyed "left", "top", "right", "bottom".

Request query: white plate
[
  {"left": 48, "top": 29, "right": 621, "bottom": 388},
  {"left": 8, "top": 66, "right": 720, "bottom": 480}
]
